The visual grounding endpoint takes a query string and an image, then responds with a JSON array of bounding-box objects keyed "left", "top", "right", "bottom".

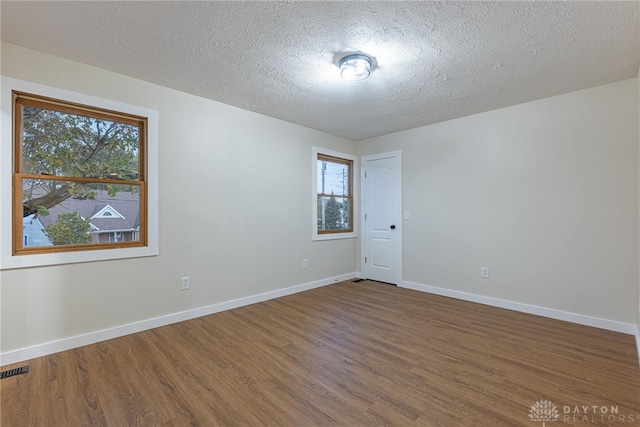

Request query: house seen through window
[
  {"left": 317, "top": 153, "right": 353, "bottom": 234},
  {"left": 14, "top": 91, "right": 147, "bottom": 254}
]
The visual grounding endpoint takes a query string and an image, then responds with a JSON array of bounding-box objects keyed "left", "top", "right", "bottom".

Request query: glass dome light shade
[{"left": 339, "top": 54, "right": 372, "bottom": 81}]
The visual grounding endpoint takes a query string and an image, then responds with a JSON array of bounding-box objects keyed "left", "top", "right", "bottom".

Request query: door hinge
[
  {"left": 364, "top": 214, "right": 367, "bottom": 221},
  {"left": 364, "top": 171, "right": 367, "bottom": 178},
  {"left": 364, "top": 257, "right": 367, "bottom": 263}
]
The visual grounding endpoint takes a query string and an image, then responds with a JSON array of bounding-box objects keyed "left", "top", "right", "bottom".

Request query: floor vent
[
  {"left": 0, "top": 365, "right": 29, "bottom": 379},
  {"left": 352, "top": 278, "right": 365, "bottom": 282}
]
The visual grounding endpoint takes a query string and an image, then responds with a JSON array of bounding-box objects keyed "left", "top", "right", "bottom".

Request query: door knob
[{"left": 390, "top": 225, "right": 396, "bottom": 230}]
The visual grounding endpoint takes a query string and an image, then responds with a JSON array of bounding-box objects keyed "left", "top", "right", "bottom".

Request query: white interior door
[{"left": 361, "top": 151, "right": 402, "bottom": 285}]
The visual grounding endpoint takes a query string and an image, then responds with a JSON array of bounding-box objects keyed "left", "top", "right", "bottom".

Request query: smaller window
[
  {"left": 312, "top": 147, "right": 357, "bottom": 241},
  {"left": 317, "top": 154, "right": 353, "bottom": 233}
]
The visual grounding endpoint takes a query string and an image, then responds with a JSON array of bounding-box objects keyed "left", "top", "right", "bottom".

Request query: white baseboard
[
  {"left": 0, "top": 272, "right": 357, "bottom": 366},
  {"left": 401, "top": 280, "right": 638, "bottom": 336},
  {"left": 3, "top": 275, "right": 635, "bottom": 367}
]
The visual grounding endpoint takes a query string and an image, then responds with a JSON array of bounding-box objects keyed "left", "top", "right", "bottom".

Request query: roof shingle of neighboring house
[{"left": 38, "top": 190, "right": 140, "bottom": 232}]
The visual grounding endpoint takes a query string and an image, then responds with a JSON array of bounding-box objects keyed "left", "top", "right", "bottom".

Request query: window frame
[
  {"left": 13, "top": 91, "right": 147, "bottom": 255},
  {"left": 1, "top": 77, "right": 159, "bottom": 269},
  {"left": 312, "top": 147, "right": 358, "bottom": 241}
]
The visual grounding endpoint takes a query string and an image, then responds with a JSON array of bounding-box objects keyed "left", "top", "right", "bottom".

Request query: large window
[
  {"left": 312, "top": 147, "right": 357, "bottom": 240},
  {"left": 12, "top": 91, "right": 147, "bottom": 255}
]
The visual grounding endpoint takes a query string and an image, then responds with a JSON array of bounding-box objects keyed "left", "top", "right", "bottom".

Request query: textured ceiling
[{"left": 1, "top": 1, "right": 638, "bottom": 141}]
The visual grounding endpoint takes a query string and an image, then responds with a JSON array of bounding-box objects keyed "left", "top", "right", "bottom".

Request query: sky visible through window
[{"left": 317, "top": 160, "right": 349, "bottom": 196}]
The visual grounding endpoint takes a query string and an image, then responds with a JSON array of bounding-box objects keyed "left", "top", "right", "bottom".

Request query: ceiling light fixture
[{"left": 339, "top": 54, "right": 373, "bottom": 81}]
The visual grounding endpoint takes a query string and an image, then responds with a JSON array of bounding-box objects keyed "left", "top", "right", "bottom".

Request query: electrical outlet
[
  {"left": 181, "top": 276, "right": 190, "bottom": 290},
  {"left": 481, "top": 267, "right": 489, "bottom": 279},
  {"left": 302, "top": 259, "right": 308, "bottom": 269}
]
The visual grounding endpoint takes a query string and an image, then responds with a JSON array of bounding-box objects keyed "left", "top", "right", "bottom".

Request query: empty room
[{"left": 1, "top": 1, "right": 639, "bottom": 426}]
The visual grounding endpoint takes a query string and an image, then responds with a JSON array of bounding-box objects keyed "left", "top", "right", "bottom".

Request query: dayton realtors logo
[
  {"left": 529, "top": 400, "right": 639, "bottom": 424},
  {"left": 529, "top": 400, "right": 560, "bottom": 426},
  {"left": 562, "top": 404, "right": 638, "bottom": 424}
]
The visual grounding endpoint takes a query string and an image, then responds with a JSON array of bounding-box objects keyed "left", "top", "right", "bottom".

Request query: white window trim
[
  {"left": 0, "top": 77, "right": 159, "bottom": 269},
  {"left": 312, "top": 146, "right": 358, "bottom": 241}
]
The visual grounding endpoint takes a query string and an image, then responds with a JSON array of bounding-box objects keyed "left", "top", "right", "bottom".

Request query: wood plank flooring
[{"left": 1, "top": 280, "right": 639, "bottom": 426}]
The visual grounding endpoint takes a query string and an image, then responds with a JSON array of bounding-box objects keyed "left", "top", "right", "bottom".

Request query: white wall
[
  {"left": 358, "top": 78, "right": 639, "bottom": 326},
  {"left": 0, "top": 42, "right": 357, "bottom": 358}
]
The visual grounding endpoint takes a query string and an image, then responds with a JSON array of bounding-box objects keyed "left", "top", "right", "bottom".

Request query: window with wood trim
[
  {"left": 316, "top": 153, "right": 353, "bottom": 234},
  {"left": 13, "top": 91, "right": 147, "bottom": 255}
]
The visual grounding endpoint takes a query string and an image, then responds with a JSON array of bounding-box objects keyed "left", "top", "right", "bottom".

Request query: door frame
[{"left": 360, "top": 150, "right": 403, "bottom": 285}]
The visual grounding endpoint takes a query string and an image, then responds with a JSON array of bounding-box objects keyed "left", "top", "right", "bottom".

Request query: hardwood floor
[{"left": 1, "top": 280, "right": 639, "bottom": 426}]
